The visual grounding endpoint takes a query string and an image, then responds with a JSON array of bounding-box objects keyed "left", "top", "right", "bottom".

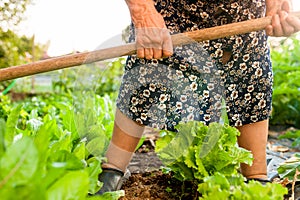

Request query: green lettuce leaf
[
  {"left": 277, "top": 153, "right": 300, "bottom": 181},
  {"left": 0, "top": 136, "right": 39, "bottom": 187},
  {"left": 156, "top": 121, "right": 252, "bottom": 181},
  {"left": 86, "top": 190, "right": 125, "bottom": 200},
  {"left": 46, "top": 170, "right": 89, "bottom": 200}
]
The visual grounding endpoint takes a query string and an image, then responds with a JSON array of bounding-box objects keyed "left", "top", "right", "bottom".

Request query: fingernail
[
  {"left": 146, "top": 56, "right": 153, "bottom": 60},
  {"left": 280, "top": 11, "right": 288, "bottom": 19}
]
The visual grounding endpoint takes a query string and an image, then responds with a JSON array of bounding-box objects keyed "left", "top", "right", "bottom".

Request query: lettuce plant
[
  {"left": 155, "top": 121, "right": 288, "bottom": 199},
  {"left": 0, "top": 93, "right": 122, "bottom": 200}
]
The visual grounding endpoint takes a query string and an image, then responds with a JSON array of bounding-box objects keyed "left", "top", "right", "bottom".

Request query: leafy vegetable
[
  {"left": 0, "top": 92, "right": 122, "bottom": 200},
  {"left": 279, "top": 129, "right": 300, "bottom": 148},
  {"left": 277, "top": 153, "right": 300, "bottom": 181},
  {"left": 198, "top": 173, "right": 287, "bottom": 200},
  {"left": 0, "top": 136, "right": 38, "bottom": 187},
  {"left": 270, "top": 37, "right": 300, "bottom": 128},
  {"left": 155, "top": 121, "right": 288, "bottom": 199},
  {"left": 156, "top": 121, "right": 253, "bottom": 181}
]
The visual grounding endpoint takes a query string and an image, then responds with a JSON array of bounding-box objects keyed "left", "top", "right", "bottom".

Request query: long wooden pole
[{"left": 0, "top": 11, "right": 299, "bottom": 82}]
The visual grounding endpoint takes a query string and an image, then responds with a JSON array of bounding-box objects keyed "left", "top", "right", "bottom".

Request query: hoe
[{"left": 0, "top": 11, "right": 299, "bottom": 82}]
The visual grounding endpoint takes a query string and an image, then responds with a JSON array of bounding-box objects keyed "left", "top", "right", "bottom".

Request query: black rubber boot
[{"left": 96, "top": 168, "right": 131, "bottom": 195}]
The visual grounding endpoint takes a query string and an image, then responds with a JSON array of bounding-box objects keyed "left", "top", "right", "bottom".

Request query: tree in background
[
  {"left": 0, "top": 0, "right": 47, "bottom": 91},
  {"left": 0, "top": 0, "right": 33, "bottom": 30}
]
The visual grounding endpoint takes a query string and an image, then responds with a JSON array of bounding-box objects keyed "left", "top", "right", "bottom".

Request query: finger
[
  {"left": 145, "top": 48, "right": 153, "bottom": 60},
  {"left": 272, "top": 14, "right": 284, "bottom": 36},
  {"left": 265, "top": 25, "right": 274, "bottom": 36},
  {"left": 153, "top": 49, "right": 163, "bottom": 59},
  {"left": 162, "top": 50, "right": 173, "bottom": 58},
  {"left": 137, "top": 48, "right": 145, "bottom": 59},
  {"left": 281, "top": 0, "right": 292, "bottom": 13},
  {"left": 162, "top": 37, "right": 173, "bottom": 58},
  {"left": 286, "top": 15, "right": 300, "bottom": 33},
  {"left": 279, "top": 11, "right": 295, "bottom": 36}
]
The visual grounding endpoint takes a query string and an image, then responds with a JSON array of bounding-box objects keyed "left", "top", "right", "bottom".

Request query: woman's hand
[
  {"left": 265, "top": 0, "right": 300, "bottom": 37},
  {"left": 125, "top": 0, "right": 173, "bottom": 59}
]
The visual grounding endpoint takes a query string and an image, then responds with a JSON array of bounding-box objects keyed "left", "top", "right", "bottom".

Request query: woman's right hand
[
  {"left": 125, "top": 0, "right": 173, "bottom": 59},
  {"left": 265, "top": 0, "right": 300, "bottom": 37}
]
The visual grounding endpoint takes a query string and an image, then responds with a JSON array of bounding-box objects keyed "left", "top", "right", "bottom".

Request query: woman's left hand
[{"left": 265, "top": 0, "right": 300, "bottom": 37}]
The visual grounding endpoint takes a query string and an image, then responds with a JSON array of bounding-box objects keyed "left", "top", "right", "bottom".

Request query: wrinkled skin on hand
[
  {"left": 125, "top": 0, "right": 173, "bottom": 59},
  {"left": 125, "top": 0, "right": 300, "bottom": 59},
  {"left": 265, "top": 0, "right": 300, "bottom": 36}
]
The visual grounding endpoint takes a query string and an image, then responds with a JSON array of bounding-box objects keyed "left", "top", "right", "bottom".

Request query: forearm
[
  {"left": 124, "top": 0, "right": 172, "bottom": 59},
  {"left": 266, "top": 0, "right": 292, "bottom": 15},
  {"left": 125, "top": 0, "right": 158, "bottom": 25},
  {"left": 265, "top": 0, "right": 299, "bottom": 37}
]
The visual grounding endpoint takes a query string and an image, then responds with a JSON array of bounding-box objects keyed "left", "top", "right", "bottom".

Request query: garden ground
[{"left": 120, "top": 127, "right": 300, "bottom": 200}]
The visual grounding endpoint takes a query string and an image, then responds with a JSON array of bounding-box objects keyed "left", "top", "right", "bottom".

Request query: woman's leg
[
  {"left": 97, "top": 109, "right": 145, "bottom": 194},
  {"left": 102, "top": 109, "right": 145, "bottom": 172},
  {"left": 236, "top": 119, "right": 269, "bottom": 179}
]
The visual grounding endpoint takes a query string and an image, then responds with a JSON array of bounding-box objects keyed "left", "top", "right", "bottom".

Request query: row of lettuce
[
  {"left": 0, "top": 85, "right": 292, "bottom": 199},
  {"left": 0, "top": 91, "right": 123, "bottom": 199}
]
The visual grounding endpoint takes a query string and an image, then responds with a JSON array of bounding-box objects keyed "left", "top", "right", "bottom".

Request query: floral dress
[{"left": 116, "top": 0, "right": 272, "bottom": 131}]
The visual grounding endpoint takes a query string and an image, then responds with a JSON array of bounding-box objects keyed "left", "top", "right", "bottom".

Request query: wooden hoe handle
[{"left": 0, "top": 11, "right": 300, "bottom": 82}]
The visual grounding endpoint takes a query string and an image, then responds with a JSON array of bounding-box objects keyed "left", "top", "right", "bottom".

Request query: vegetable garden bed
[
  {"left": 1, "top": 36, "right": 300, "bottom": 199},
  {"left": 121, "top": 129, "right": 300, "bottom": 200}
]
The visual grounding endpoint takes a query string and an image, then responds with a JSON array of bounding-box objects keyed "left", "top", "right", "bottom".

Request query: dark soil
[
  {"left": 9, "top": 92, "right": 38, "bottom": 101},
  {"left": 120, "top": 171, "right": 199, "bottom": 200},
  {"left": 119, "top": 127, "right": 300, "bottom": 200}
]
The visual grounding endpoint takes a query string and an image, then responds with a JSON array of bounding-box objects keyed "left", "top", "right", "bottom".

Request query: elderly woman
[{"left": 97, "top": 0, "right": 300, "bottom": 194}]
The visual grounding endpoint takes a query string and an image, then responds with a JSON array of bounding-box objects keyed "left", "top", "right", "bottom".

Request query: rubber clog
[{"left": 96, "top": 168, "right": 131, "bottom": 195}]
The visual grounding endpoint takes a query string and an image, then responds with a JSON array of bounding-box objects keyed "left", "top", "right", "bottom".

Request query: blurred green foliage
[
  {"left": 0, "top": 0, "right": 47, "bottom": 92},
  {"left": 52, "top": 58, "right": 124, "bottom": 98},
  {"left": 270, "top": 36, "right": 300, "bottom": 128},
  {"left": 0, "top": 29, "right": 44, "bottom": 68},
  {"left": 0, "top": 0, "right": 33, "bottom": 29}
]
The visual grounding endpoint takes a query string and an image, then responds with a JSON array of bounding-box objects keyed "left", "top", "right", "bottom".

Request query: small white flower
[
  {"left": 203, "top": 90, "right": 210, "bottom": 98},
  {"left": 138, "top": 77, "right": 146, "bottom": 84},
  {"left": 141, "top": 113, "right": 147, "bottom": 120},
  {"left": 252, "top": 61, "right": 260, "bottom": 68},
  {"left": 243, "top": 54, "right": 250, "bottom": 62},
  {"left": 158, "top": 103, "right": 166, "bottom": 110},
  {"left": 179, "top": 64, "right": 187, "bottom": 71},
  {"left": 256, "top": 93, "right": 264, "bottom": 99},
  {"left": 247, "top": 85, "right": 254, "bottom": 92},
  {"left": 187, "top": 113, "right": 194, "bottom": 121},
  {"left": 190, "top": 82, "right": 198, "bottom": 91},
  {"left": 176, "top": 70, "right": 184, "bottom": 78},
  {"left": 143, "top": 89, "right": 150, "bottom": 97},
  {"left": 228, "top": 84, "right": 236, "bottom": 91},
  {"left": 139, "top": 67, "right": 147, "bottom": 76},
  {"left": 231, "top": 91, "right": 239, "bottom": 99},
  {"left": 235, "top": 120, "right": 243, "bottom": 127},
  {"left": 180, "top": 95, "right": 187, "bottom": 102},
  {"left": 187, "top": 106, "right": 194, "bottom": 113},
  {"left": 245, "top": 93, "right": 251, "bottom": 101},
  {"left": 258, "top": 99, "right": 266, "bottom": 109},
  {"left": 255, "top": 68, "right": 262, "bottom": 77},
  {"left": 204, "top": 114, "right": 211, "bottom": 122},
  {"left": 189, "top": 75, "right": 197, "bottom": 81},
  {"left": 149, "top": 83, "right": 156, "bottom": 92},
  {"left": 176, "top": 102, "right": 183, "bottom": 110},
  {"left": 207, "top": 83, "right": 214, "bottom": 91},
  {"left": 159, "top": 94, "right": 168, "bottom": 103},
  {"left": 250, "top": 115, "right": 258, "bottom": 122},
  {"left": 239, "top": 63, "right": 247, "bottom": 71},
  {"left": 131, "top": 97, "right": 139, "bottom": 106},
  {"left": 130, "top": 106, "right": 137, "bottom": 113}
]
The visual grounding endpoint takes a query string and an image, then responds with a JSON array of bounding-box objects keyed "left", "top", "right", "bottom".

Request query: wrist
[
  {"left": 266, "top": 0, "right": 292, "bottom": 16},
  {"left": 125, "top": 0, "right": 158, "bottom": 22}
]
